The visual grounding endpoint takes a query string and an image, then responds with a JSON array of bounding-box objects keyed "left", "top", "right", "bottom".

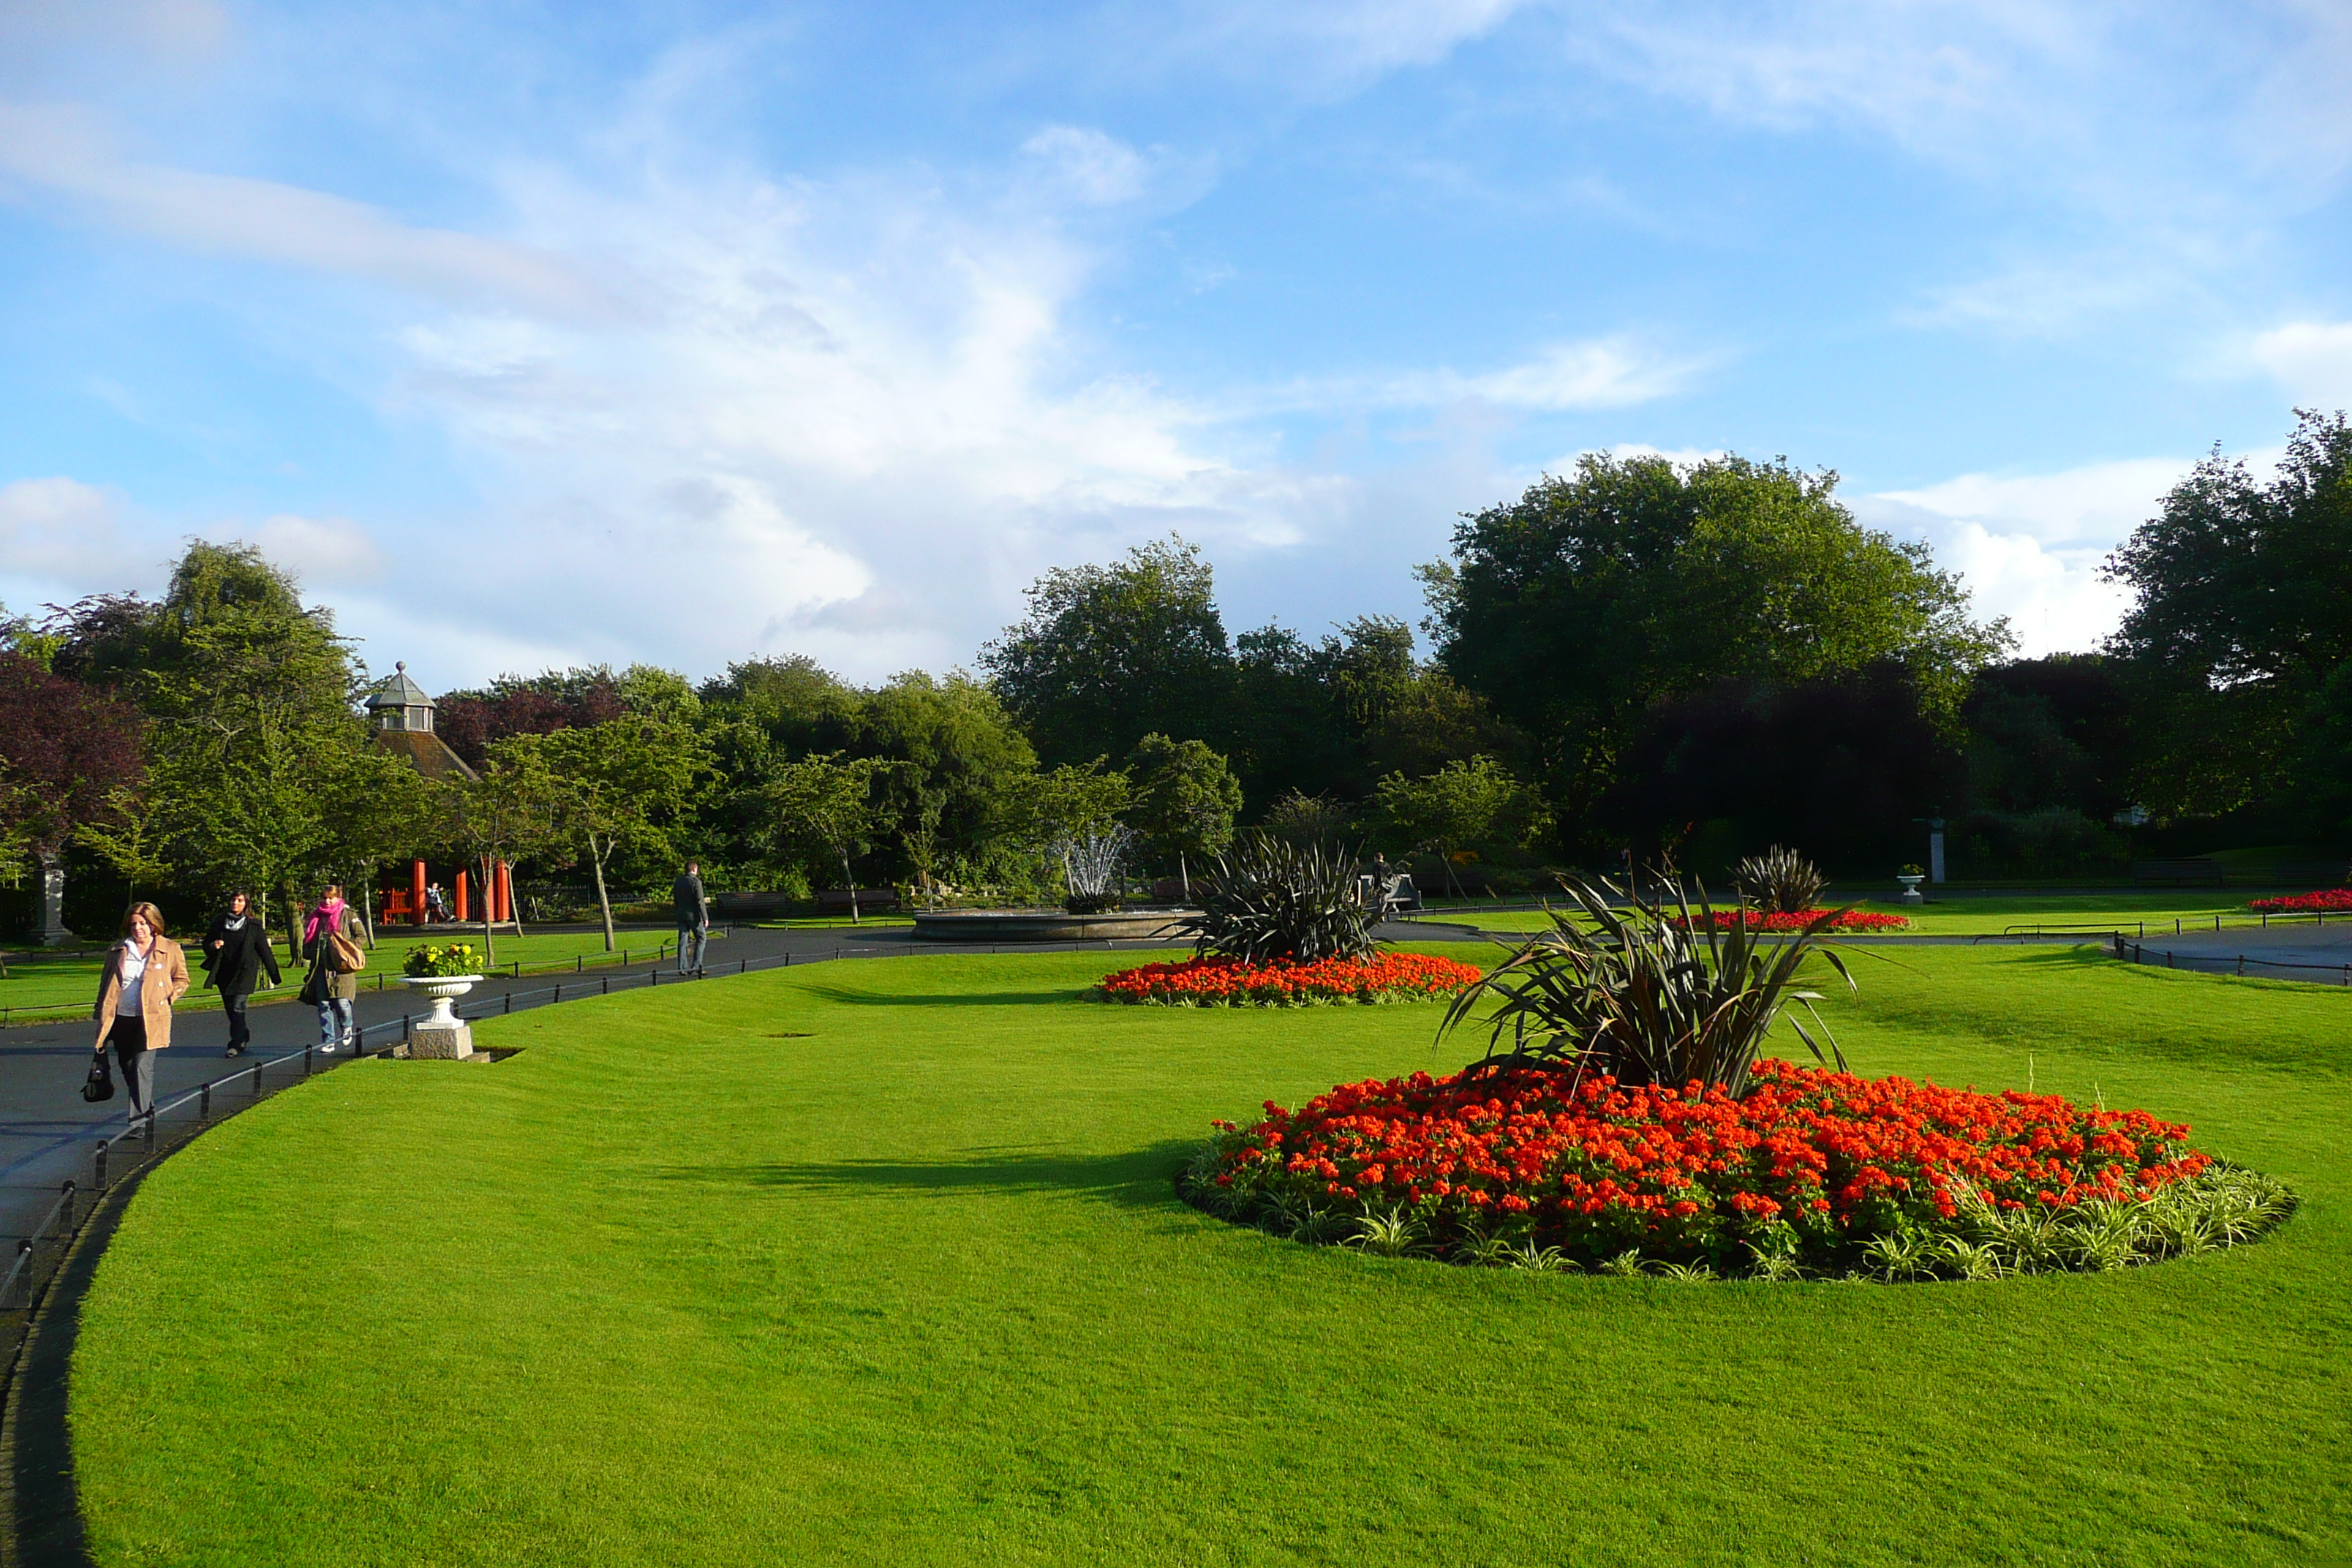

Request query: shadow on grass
[
  {"left": 660, "top": 1139, "right": 1199, "bottom": 1211},
  {"left": 791, "top": 981, "right": 1099, "bottom": 1009}
]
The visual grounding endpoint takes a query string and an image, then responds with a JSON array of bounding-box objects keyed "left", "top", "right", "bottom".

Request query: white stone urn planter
[
  {"left": 1896, "top": 875, "right": 1926, "bottom": 906},
  {"left": 400, "top": 974, "right": 484, "bottom": 1058},
  {"left": 402, "top": 974, "right": 483, "bottom": 1026}
]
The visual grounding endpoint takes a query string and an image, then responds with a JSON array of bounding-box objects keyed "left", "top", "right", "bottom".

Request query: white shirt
[{"left": 118, "top": 941, "right": 150, "bottom": 1009}]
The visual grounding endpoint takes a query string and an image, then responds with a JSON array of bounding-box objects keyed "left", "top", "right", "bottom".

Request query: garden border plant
[
  {"left": 1177, "top": 872, "right": 2298, "bottom": 1280},
  {"left": 1093, "top": 834, "right": 1485, "bottom": 1007}
]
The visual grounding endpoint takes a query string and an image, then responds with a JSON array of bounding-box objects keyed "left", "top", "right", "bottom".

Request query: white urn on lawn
[
  {"left": 1896, "top": 875, "right": 1926, "bottom": 906},
  {"left": 399, "top": 973, "right": 484, "bottom": 1059}
]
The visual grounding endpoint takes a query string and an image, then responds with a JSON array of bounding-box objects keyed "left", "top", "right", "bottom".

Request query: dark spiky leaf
[
  {"left": 1437, "top": 871, "right": 1858, "bottom": 1096},
  {"left": 1174, "top": 834, "right": 1378, "bottom": 964}
]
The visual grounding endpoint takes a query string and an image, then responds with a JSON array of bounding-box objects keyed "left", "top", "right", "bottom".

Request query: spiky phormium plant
[
  {"left": 1176, "top": 833, "right": 1378, "bottom": 965},
  {"left": 1438, "top": 872, "right": 1854, "bottom": 1095},
  {"left": 1732, "top": 844, "right": 1828, "bottom": 915}
]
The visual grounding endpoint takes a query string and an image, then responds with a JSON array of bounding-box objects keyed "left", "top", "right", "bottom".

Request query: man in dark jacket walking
[
  {"left": 674, "top": 861, "right": 709, "bottom": 977},
  {"left": 202, "top": 891, "right": 282, "bottom": 1056}
]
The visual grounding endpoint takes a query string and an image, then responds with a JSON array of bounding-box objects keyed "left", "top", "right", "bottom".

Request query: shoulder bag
[{"left": 82, "top": 1050, "right": 116, "bottom": 1103}]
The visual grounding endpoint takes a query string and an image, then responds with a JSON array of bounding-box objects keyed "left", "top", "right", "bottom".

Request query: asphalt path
[
  {"left": 0, "top": 920, "right": 1202, "bottom": 1248},
  {"left": 2114, "top": 919, "right": 2352, "bottom": 981}
]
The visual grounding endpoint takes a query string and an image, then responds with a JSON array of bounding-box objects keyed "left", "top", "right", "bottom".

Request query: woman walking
[
  {"left": 202, "top": 890, "right": 280, "bottom": 1057},
  {"left": 91, "top": 902, "right": 190, "bottom": 1127},
  {"left": 301, "top": 884, "right": 362, "bottom": 1053}
]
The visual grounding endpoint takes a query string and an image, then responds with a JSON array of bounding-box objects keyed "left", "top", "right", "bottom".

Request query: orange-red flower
[
  {"left": 1096, "top": 952, "right": 1482, "bottom": 1006},
  {"left": 1199, "top": 1060, "right": 2212, "bottom": 1260}
]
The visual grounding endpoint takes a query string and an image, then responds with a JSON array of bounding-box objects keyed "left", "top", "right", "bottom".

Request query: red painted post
[
  {"left": 454, "top": 870, "right": 470, "bottom": 924},
  {"left": 495, "top": 862, "right": 513, "bottom": 923},
  {"left": 411, "top": 859, "right": 428, "bottom": 927}
]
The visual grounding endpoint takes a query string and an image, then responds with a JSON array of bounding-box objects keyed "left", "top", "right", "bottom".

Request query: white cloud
[
  {"left": 0, "top": 103, "right": 608, "bottom": 317},
  {"left": 0, "top": 476, "right": 132, "bottom": 588},
  {"left": 2252, "top": 320, "right": 2352, "bottom": 408},
  {"left": 244, "top": 513, "right": 388, "bottom": 585},
  {"left": 1144, "top": 0, "right": 1534, "bottom": 91},
  {"left": 1239, "top": 335, "right": 1700, "bottom": 418},
  {"left": 1854, "top": 457, "right": 2196, "bottom": 656},
  {"left": 1020, "top": 127, "right": 1153, "bottom": 206}
]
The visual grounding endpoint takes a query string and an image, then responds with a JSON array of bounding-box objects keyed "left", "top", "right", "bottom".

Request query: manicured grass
[
  {"left": 0, "top": 930, "right": 694, "bottom": 1017},
  {"left": 1414, "top": 890, "right": 2322, "bottom": 937},
  {"left": 71, "top": 944, "right": 2352, "bottom": 1566}
]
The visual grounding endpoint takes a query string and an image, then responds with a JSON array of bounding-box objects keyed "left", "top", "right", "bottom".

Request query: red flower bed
[
  {"left": 1669, "top": 908, "right": 1910, "bottom": 932},
  {"left": 1198, "top": 1060, "right": 2212, "bottom": 1264},
  {"left": 1097, "top": 952, "right": 1483, "bottom": 1006},
  {"left": 2248, "top": 888, "right": 2352, "bottom": 913}
]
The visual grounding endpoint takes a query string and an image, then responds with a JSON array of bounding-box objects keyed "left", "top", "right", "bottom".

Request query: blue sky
[{"left": 3, "top": 0, "right": 2348, "bottom": 693}]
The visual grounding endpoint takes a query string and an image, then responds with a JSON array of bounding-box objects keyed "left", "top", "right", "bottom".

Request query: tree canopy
[
  {"left": 981, "top": 535, "right": 1233, "bottom": 767},
  {"left": 2105, "top": 410, "right": 2352, "bottom": 824},
  {"left": 1425, "top": 452, "right": 2010, "bottom": 844}
]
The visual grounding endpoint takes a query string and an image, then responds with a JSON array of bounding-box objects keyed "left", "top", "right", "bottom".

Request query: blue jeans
[
  {"left": 317, "top": 996, "right": 353, "bottom": 1046},
  {"left": 677, "top": 924, "right": 706, "bottom": 973}
]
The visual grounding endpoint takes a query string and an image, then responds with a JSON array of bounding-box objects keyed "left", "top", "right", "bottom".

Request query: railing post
[
  {"left": 199, "top": 1082, "right": 211, "bottom": 1126},
  {"left": 252, "top": 1060, "right": 264, "bottom": 1099},
  {"left": 304, "top": 1044, "right": 314, "bottom": 1077},
  {"left": 94, "top": 1139, "right": 108, "bottom": 1193}
]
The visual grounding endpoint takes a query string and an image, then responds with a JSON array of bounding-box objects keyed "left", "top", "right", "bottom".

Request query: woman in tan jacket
[{"left": 93, "top": 901, "right": 190, "bottom": 1125}]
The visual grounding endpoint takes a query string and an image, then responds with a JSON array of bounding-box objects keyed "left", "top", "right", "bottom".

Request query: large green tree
[
  {"left": 2104, "top": 410, "right": 2352, "bottom": 826},
  {"left": 439, "top": 738, "right": 570, "bottom": 966},
  {"left": 1123, "top": 734, "right": 1242, "bottom": 892},
  {"left": 1425, "top": 453, "right": 2008, "bottom": 848},
  {"left": 761, "top": 753, "right": 897, "bottom": 921},
  {"left": 1368, "top": 755, "right": 1529, "bottom": 897},
  {"left": 981, "top": 535, "right": 1235, "bottom": 767},
  {"left": 47, "top": 543, "right": 376, "bottom": 950},
  {"left": 540, "top": 717, "right": 715, "bottom": 949}
]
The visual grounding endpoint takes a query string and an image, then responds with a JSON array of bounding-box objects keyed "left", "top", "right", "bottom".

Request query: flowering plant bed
[
  {"left": 2247, "top": 888, "right": 2352, "bottom": 913},
  {"left": 1097, "top": 952, "right": 1482, "bottom": 1006},
  {"left": 1184, "top": 1060, "right": 2293, "bottom": 1278},
  {"left": 403, "top": 942, "right": 484, "bottom": 979},
  {"left": 1669, "top": 908, "right": 1910, "bottom": 932}
]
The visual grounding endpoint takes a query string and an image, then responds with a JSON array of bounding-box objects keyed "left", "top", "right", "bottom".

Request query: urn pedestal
[{"left": 401, "top": 976, "right": 483, "bottom": 1059}]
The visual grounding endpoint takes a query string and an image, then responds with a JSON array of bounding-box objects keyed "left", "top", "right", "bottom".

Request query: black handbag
[{"left": 82, "top": 1050, "right": 116, "bottom": 1103}]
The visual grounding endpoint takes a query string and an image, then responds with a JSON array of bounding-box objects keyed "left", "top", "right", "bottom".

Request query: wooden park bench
[{"left": 817, "top": 888, "right": 901, "bottom": 914}]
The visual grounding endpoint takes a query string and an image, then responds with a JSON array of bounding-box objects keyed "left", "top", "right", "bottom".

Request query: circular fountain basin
[{"left": 909, "top": 908, "right": 1194, "bottom": 943}]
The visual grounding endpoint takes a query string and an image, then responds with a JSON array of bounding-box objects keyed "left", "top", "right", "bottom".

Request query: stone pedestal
[
  {"left": 410, "top": 1020, "right": 475, "bottom": 1060},
  {"left": 38, "top": 858, "right": 70, "bottom": 948}
]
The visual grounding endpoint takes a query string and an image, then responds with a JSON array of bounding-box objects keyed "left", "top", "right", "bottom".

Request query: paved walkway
[
  {"left": 2113, "top": 920, "right": 2352, "bottom": 982},
  {"left": 0, "top": 921, "right": 1210, "bottom": 1248}
]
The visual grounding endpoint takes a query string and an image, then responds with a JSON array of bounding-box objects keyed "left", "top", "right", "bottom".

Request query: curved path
[
  {"left": 2112, "top": 920, "right": 2352, "bottom": 984},
  {"left": 1, "top": 919, "right": 1230, "bottom": 1252}
]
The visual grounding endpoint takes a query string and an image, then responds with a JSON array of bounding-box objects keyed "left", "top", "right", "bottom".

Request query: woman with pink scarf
[{"left": 301, "top": 883, "right": 362, "bottom": 1052}]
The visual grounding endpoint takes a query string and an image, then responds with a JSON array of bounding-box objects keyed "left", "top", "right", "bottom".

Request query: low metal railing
[
  {"left": 2005, "top": 909, "right": 2336, "bottom": 938},
  {"left": 2110, "top": 934, "right": 2352, "bottom": 986}
]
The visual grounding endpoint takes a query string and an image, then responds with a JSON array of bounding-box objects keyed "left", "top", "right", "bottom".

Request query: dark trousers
[
  {"left": 222, "top": 989, "right": 252, "bottom": 1049},
  {"left": 676, "top": 923, "right": 706, "bottom": 973},
  {"left": 107, "top": 1015, "right": 155, "bottom": 1115}
]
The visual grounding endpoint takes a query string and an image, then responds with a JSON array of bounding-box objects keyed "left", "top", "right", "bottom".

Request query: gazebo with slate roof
[
  {"left": 364, "top": 663, "right": 503, "bottom": 927},
  {"left": 364, "top": 662, "right": 478, "bottom": 783}
]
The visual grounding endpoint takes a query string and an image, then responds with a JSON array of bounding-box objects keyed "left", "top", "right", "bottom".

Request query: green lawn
[
  {"left": 1412, "top": 889, "right": 2318, "bottom": 937},
  {"left": 0, "top": 930, "right": 695, "bottom": 1017},
  {"left": 70, "top": 944, "right": 2352, "bottom": 1566}
]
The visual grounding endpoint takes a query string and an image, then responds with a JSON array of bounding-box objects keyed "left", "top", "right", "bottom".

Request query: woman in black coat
[{"left": 202, "top": 890, "right": 282, "bottom": 1057}]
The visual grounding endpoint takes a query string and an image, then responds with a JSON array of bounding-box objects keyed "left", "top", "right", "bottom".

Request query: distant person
[
  {"left": 202, "top": 889, "right": 280, "bottom": 1058},
  {"left": 674, "top": 860, "right": 709, "bottom": 977},
  {"left": 92, "top": 902, "right": 189, "bottom": 1127},
  {"left": 301, "top": 884, "right": 362, "bottom": 1052},
  {"left": 426, "top": 881, "right": 450, "bottom": 922}
]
